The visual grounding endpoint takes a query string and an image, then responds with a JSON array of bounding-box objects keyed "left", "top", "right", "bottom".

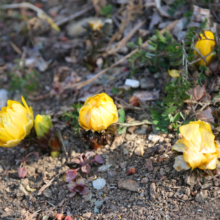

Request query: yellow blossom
[
  {"left": 172, "top": 120, "right": 220, "bottom": 171},
  {"left": 88, "top": 19, "right": 103, "bottom": 31},
  {"left": 0, "top": 97, "right": 33, "bottom": 147},
  {"left": 34, "top": 114, "right": 53, "bottom": 138},
  {"left": 168, "top": 69, "right": 180, "bottom": 78},
  {"left": 79, "top": 93, "right": 118, "bottom": 132},
  {"left": 194, "top": 31, "right": 215, "bottom": 66}
]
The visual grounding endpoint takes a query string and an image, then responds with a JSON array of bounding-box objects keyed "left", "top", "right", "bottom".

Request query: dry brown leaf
[
  {"left": 133, "top": 90, "right": 159, "bottom": 102},
  {"left": 196, "top": 108, "right": 214, "bottom": 123},
  {"left": 193, "top": 85, "right": 206, "bottom": 101}
]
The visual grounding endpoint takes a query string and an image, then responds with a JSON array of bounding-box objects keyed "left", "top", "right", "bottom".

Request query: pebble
[
  {"left": 82, "top": 192, "right": 92, "bottom": 201},
  {"left": 98, "top": 164, "right": 112, "bottom": 172},
  {"left": 83, "top": 212, "right": 92, "bottom": 219},
  {"left": 145, "top": 159, "right": 153, "bottom": 171},
  {"left": 195, "top": 190, "right": 207, "bottom": 202},
  {"left": 0, "top": 89, "right": 8, "bottom": 109},
  {"left": 93, "top": 178, "right": 106, "bottom": 190},
  {"left": 0, "top": 165, "right": 3, "bottom": 174},
  {"left": 94, "top": 200, "right": 103, "bottom": 208},
  {"left": 43, "top": 188, "right": 52, "bottom": 198},
  {"left": 148, "top": 134, "right": 160, "bottom": 142},
  {"left": 118, "top": 179, "right": 139, "bottom": 192},
  {"left": 157, "top": 145, "right": 165, "bottom": 154},
  {"left": 140, "top": 77, "right": 155, "bottom": 89},
  {"left": 123, "top": 148, "right": 129, "bottom": 155},
  {"left": 134, "top": 145, "right": 144, "bottom": 156},
  {"left": 94, "top": 206, "right": 99, "bottom": 214},
  {"left": 119, "top": 162, "right": 127, "bottom": 169},
  {"left": 141, "top": 177, "right": 149, "bottom": 184},
  {"left": 159, "top": 168, "right": 166, "bottom": 176},
  {"left": 111, "top": 136, "right": 124, "bottom": 150},
  {"left": 125, "top": 79, "right": 140, "bottom": 88},
  {"left": 150, "top": 183, "right": 156, "bottom": 201}
]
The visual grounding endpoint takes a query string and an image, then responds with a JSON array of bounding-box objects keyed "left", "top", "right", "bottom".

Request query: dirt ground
[{"left": 1, "top": 0, "right": 220, "bottom": 219}]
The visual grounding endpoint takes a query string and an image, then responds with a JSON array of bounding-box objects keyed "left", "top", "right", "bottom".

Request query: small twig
[
  {"left": 57, "top": 130, "right": 68, "bottom": 159},
  {"left": 38, "top": 169, "right": 68, "bottom": 195},
  {"left": 117, "top": 120, "right": 152, "bottom": 127},
  {"left": 55, "top": 5, "right": 94, "bottom": 26},
  {"left": 1, "top": 2, "right": 60, "bottom": 32},
  {"left": 65, "top": 19, "right": 179, "bottom": 90},
  {"left": 103, "top": 20, "right": 146, "bottom": 57}
]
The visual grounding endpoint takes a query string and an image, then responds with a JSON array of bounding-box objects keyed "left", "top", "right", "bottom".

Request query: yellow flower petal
[
  {"left": 200, "top": 128, "right": 216, "bottom": 153},
  {"left": 179, "top": 123, "right": 200, "bottom": 141},
  {"left": 172, "top": 139, "right": 188, "bottom": 152},
  {"left": 0, "top": 97, "right": 34, "bottom": 148},
  {"left": 183, "top": 149, "right": 207, "bottom": 169},
  {"left": 190, "top": 120, "right": 212, "bottom": 132},
  {"left": 199, "top": 152, "right": 218, "bottom": 170},
  {"left": 173, "top": 155, "right": 190, "bottom": 171},
  {"left": 168, "top": 69, "right": 180, "bottom": 78}
]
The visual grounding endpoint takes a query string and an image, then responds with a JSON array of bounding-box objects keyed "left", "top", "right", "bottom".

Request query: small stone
[
  {"left": 157, "top": 145, "right": 165, "bottom": 154},
  {"left": 159, "top": 168, "right": 166, "bottom": 176},
  {"left": 82, "top": 192, "right": 92, "bottom": 201},
  {"left": 140, "top": 77, "right": 155, "bottom": 89},
  {"left": 0, "top": 165, "right": 3, "bottom": 174},
  {"left": 125, "top": 79, "right": 140, "bottom": 88},
  {"left": 148, "top": 134, "right": 160, "bottom": 142},
  {"left": 123, "top": 148, "right": 129, "bottom": 155},
  {"left": 182, "top": 194, "right": 188, "bottom": 201},
  {"left": 141, "top": 177, "right": 149, "bottom": 184},
  {"left": 94, "top": 206, "right": 99, "bottom": 214},
  {"left": 185, "top": 174, "right": 197, "bottom": 186},
  {"left": 119, "top": 162, "right": 127, "bottom": 169},
  {"left": 118, "top": 179, "right": 139, "bottom": 192},
  {"left": 145, "top": 159, "right": 153, "bottom": 171},
  {"left": 93, "top": 178, "right": 106, "bottom": 190},
  {"left": 43, "top": 188, "right": 52, "bottom": 198},
  {"left": 150, "top": 183, "right": 156, "bottom": 201},
  {"left": 111, "top": 136, "right": 124, "bottom": 150},
  {"left": 83, "top": 212, "right": 92, "bottom": 219},
  {"left": 202, "top": 181, "right": 213, "bottom": 189},
  {"left": 94, "top": 200, "right": 103, "bottom": 208},
  {"left": 134, "top": 145, "right": 144, "bottom": 156},
  {"left": 195, "top": 190, "right": 208, "bottom": 202},
  {"left": 98, "top": 164, "right": 112, "bottom": 172}
]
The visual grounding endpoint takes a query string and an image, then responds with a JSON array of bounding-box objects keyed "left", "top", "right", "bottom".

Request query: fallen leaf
[
  {"left": 133, "top": 91, "right": 160, "bottom": 102},
  {"left": 196, "top": 108, "right": 214, "bottom": 123},
  {"left": 193, "top": 85, "right": 206, "bottom": 101},
  {"left": 127, "top": 167, "right": 136, "bottom": 175}
]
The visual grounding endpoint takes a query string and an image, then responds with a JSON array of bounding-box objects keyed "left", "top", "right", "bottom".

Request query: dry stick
[
  {"left": 66, "top": 19, "right": 179, "bottom": 90},
  {"left": 55, "top": 5, "right": 94, "bottom": 26},
  {"left": 102, "top": 20, "right": 146, "bottom": 57}
]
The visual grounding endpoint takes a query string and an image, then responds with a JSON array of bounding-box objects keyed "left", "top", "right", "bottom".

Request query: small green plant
[
  {"left": 100, "top": 4, "right": 113, "bottom": 17},
  {"left": 9, "top": 69, "right": 40, "bottom": 96},
  {"left": 62, "top": 103, "right": 82, "bottom": 135}
]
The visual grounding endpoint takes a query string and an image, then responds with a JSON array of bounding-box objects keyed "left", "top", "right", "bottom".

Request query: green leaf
[{"left": 118, "top": 109, "right": 126, "bottom": 123}]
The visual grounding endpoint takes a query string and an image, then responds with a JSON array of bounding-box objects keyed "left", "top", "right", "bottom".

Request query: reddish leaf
[
  {"left": 64, "top": 216, "right": 72, "bottom": 220},
  {"left": 94, "top": 155, "right": 105, "bottom": 164},
  {"left": 79, "top": 186, "right": 89, "bottom": 195},
  {"left": 65, "top": 169, "right": 77, "bottom": 182},
  {"left": 127, "top": 167, "right": 136, "bottom": 175},
  {"left": 18, "top": 167, "right": 27, "bottom": 178},
  {"left": 81, "top": 164, "right": 91, "bottom": 174},
  {"left": 55, "top": 214, "right": 65, "bottom": 220},
  {"left": 129, "top": 96, "right": 140, "bottom": 106}
]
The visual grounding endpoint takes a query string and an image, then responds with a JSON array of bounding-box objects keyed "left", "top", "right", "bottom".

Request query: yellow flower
[
  {"left": 0, "top": 97, "right": 33, "bottom": 147},
  {"left": 34, "top": 114, "right": 53, "bottom": 138},
  {"left": 88, "top": 20, "right": 103, "bottom": 31},
  {"left": 194, "top": 31, "right": 215, "bottom": 66},
  {"left": 172, "top": 120, "right": 220, "bottom": 171},
  {"left": 79, "top": 93, "right": 118, "bottom": 132},
  {"left": 168, "top": 69, "right": 180, "bottom": 78}
]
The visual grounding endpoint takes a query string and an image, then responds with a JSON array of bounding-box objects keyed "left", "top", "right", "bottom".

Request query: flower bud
[
  {"left": 79, "top": 93, "right": 118, "bottom": 132},
  {"left": 34, "top": 114, "right": 53, "bottom": 138},
  {"left": 194, "top": 31, "right": 215, "bottom": 66}
]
